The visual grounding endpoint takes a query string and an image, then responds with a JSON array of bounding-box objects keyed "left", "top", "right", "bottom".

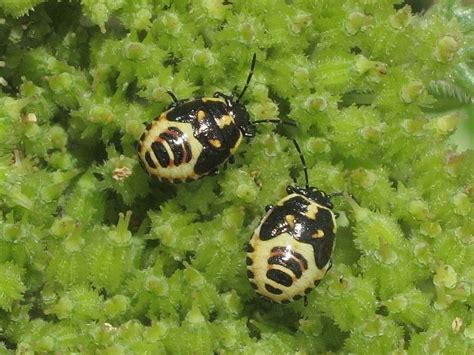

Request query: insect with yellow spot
[
  {"left": 247, "top": 139, "right": 341, "bottom": 304},
  {"left": 137, "top": 54, "right": 295, "bottom": 183}
]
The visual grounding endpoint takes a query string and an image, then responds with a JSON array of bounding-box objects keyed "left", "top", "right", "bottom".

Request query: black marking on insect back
[
  {"left": 246, "top": 244, "right": 254, "bottom": 252},
  {"left": 151, "top": 141, "right": 170, "bottom": 168},
  {"left": 314, "top": 279, "right": 321, "bottom": 287},
  {"left": 158, "top": 127, "right": 192, "bottom": 166},
  {"left": 162, "top": 98, "right": 244, "bottom": 177},
  {"left": 144, "top": 151, "right": 156, "bottom": 169},
  {"left": 260, "top": 196, "right": 336, "bottom": 270},
  {"left": 259, "top": 196, "right": 312, "bottom": 240},
  {"left": 247, "top": 269, "right": 255, "bottom": 279},
  {"left": 293, "top": 295, "right": 303, "bottom": 301},
  {"left": 139, "top": 132, "right": 146, "bottom": 141},
  {"left": 306, "top": 208, "right": 336, "bottom": 269},
  {"left": 163, "top": 99, "right": 220, "bottom": 123},
  {"left": 268, "top": 246, "right": 307, "bottom": 279},
  {"left": 250, "top": 281, "right": 258, "bottom": 290},
  {"left": 246, "top": 256, "right": 253, "bottom": 266},
  {"left": 268, "top": 255, "right": 303, "bottom": 279},
  {"left": 266, "top": 269, "right": 293, "bottom": 287},
  {"left": 191, "top": 102, "right": 240, "bottom": 176},
  {"left": 265, "top": 284, "right": 283, "bottom": 295},
  {"left": 304, "top": 288, "right": 313, "bottom": 294}
]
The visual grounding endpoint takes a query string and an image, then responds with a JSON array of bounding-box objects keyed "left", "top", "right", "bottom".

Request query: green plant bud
[
  {"left": 422, "top": 331, "right": 448, "bottom": 354},
  {"left": 408, "top": 200, "right": 430, "bottom": 221},
  {"left": 63, "top": 227, "right": 84, "bottom": 253},
  {"left": 221, "top": 291, "right": 242, "bottom": 316},
  {"left": 303, "top": 95, "right": 328, "bottom": 112},
  {"left": 49, "top": 126, "right": 68, "bottom": 149},
  {"left": 289, "top": 11, "right": 312, "bottom": 35},
  {"left": 412, "top": 240, "right": 433, "bottom": 266},
  {"left": 249, "top": 100, "right": 279, "bottom": 120},
  {"left": 103, "top": 295, "right": 130, "bottom": 318},
  {"left": 399, "top": 81, "right": 425, "bottom": 103},
  {"left": 160, "top": 12, "right": 182, "bottom": 36},
  {"left": 465, "top": 320, "right": 474, "bottom": 339},
  {"left": 389, "top": 5, "right": 412, "bottom": 29},
  {"left": 100, "top": 345, "right": 125, "bottom": 355},
  {"left": 311, "top": 267, "right": 377, "bottom": 332},
  {"left": 145, "top": 275, "right": 169, "bottom": 296},
  {"left": 305, "top": 137, "right": 331, "bottom": 155},
  {"left": 401, "top": 117, "right": 427, "bottom": 136},
  {"left": 82, "top": 2, "right": 109, "bottom": 33},
  {"left": 92, "top": 322, "right": 117, "bottom": 347},
  {"left": 343, "top": 315, "right": 404, "bottom": 354},
  {"left": 0, "top": 262, "right": 26, "bottom": 311},
  {"left": 32, "top": 336, "right": 54, "bottom": 352},
  {"left": 315, "top": 56, "right": 354, "bottom": 91},
  {"left": 45, "top": 295, "right": 73, "bottom": 319},
  {"left": 88, "top": 104, "right": 113, "bottom": 124},
  {"left": 202, "top": 0, "right": 228, "bottom": 20},
  {"left": 345, "top": 12, "right": 372, "bottom": 35},
  {"left": 420, "top": 221, "right": 443, "bottom": 238},
  {"left": 124, "top": 42, "right": 148, "bottom": 62},
  {"left": 452, "top": 191, "right": 471, "bottom": 216},
  {"left": 144, "top": 321, "right": 168, "bottom": 342},
  {"left": 108, "top": 211, "right": 132, "bottom": 245},
  {"left": 47, "top": 151, "right": 76, "bottom": 170},
  {"left": 50, "top": 217, "right": 76, "bottom": 238},
  {"left": 426, "top": 111, "right": 461, "bottom": 136},
  {"left": 48, "top": 72, "right": 72, "bottom": 93},
  {"left": 433, "top": 35, "right": 460, "bottom": 63},
  {"left": 131, "top": 8, "right": 152, "bottom": 30},
  {"left": 192, "top": 49, "right": 216, "bottom": 67},
  {"left": 385, "top": 288, "right": 431, "bottom": 328},
  {"left": 433, "top": 264, "right": 457, "bottom": 289},
  {"left": 350, "top": 199, "right": 406, "bottom": 258},
  {"left": 355, "top": 55, "right": 387, "bottom": 82}
]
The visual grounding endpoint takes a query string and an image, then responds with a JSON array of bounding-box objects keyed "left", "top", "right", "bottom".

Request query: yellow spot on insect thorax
[
  {"left": 305, "top": 203, "right": 319, "bottom": 219},
  {"left": 217, "top": 114, "right": 233, "bottom": 129},
  {"left": 209, "top": 139, "right": 222, "bottom": 148},
  {"left": 312, "top": 229, "right": 325, "bottom": 238},
  {"left": 197, "top": 110, "right": 206, "bottom": 121},
  {"left": 285, "top": 215, "right": 295, "bottom": 228}
]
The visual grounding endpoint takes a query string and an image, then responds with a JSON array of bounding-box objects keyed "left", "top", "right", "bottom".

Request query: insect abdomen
[
  {"left": 246, "top": 194, "right": 336, "bottom": 303},
  {"left": 268, "top": 246, "right": 308, "bottom": 279},
  {"left": 138, "top": 120, "right": 202, "bottom": 182},
  {"left": 152, "top": 127, "right": 192, "bottom": 167},
  {"left": 247, "top": 232, "right": 326, "bottom": 303}
]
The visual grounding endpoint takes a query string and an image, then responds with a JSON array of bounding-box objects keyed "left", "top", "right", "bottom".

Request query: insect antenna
[
  {"left": 291, "top": 139, "right": 309, "bottom": 189},
  {"left": 236, "top": 53, "right": 257, "bottom": 103}
]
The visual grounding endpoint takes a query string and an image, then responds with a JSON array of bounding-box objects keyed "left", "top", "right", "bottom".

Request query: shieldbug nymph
[
  {"left": 137, "top": 54, "right": 295, "bottom": 183},
  {"left": 246, "top": 139, "right": 341, "bottom": 304}
]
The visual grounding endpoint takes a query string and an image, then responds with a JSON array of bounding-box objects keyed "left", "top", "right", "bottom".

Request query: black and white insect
[
  {"left": 137, "top": 54, "right": 294, "bottom": 183},
  {"left": 246, "top": 140, "right": 340, "bottom": 304}
]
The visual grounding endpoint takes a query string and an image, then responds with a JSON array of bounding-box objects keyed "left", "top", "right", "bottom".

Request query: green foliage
[{"left": 0, "top": 0, "right": 473, "bottom": 353}]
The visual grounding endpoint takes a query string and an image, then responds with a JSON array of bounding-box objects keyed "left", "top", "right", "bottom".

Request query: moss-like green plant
[{"left": 0, "top": 0, "right": 473, "bottom": 353}]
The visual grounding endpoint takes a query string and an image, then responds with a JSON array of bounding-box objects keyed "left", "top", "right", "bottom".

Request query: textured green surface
[{"left": 0, "top": 0, "right": 473, "bottom": 353}]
